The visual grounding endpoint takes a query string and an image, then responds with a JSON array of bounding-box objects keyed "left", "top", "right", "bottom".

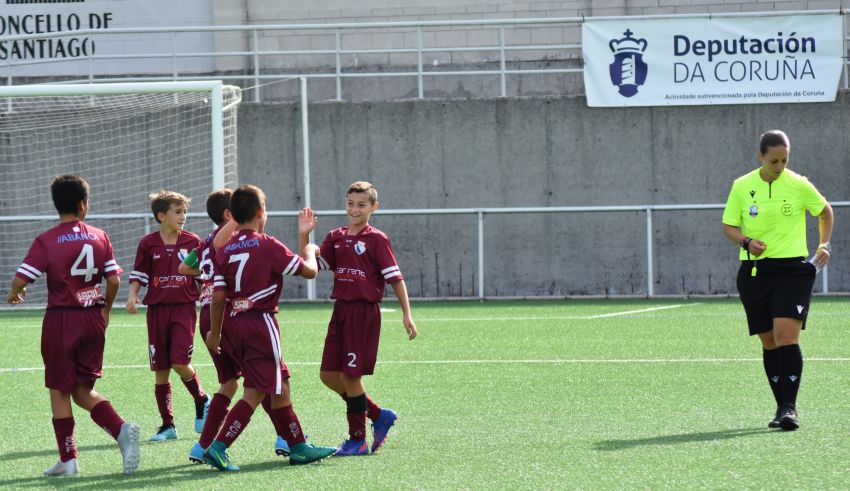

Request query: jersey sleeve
[
  {"left": 721, "top": 181, "right": 742, "bottom": 227},
  {"left": 128, "top": 239, "right": 149, "bottom": 286},
  {"left": 800, "top": 177, "right": 827, "bottom": 216},
  {"left": 15, "top": 236, "right": 48, "bottom": 284},
  {"left": 102, "top": 234, "right": 123, "bottom": 278},
  {"left": 212, "top": 247, "right": 228, "bottom": 292},
  {"left": 375, "top": 235, "right": 404, "bottom": 283},
  {"left": 272, "top": 238, "right": 304, "bottom": 277},
  {"left": 317, "top": 232, "right": 335, "bottom": 271}
]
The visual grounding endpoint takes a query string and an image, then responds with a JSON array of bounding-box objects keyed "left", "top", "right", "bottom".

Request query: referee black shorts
[{"left": 736, "top": 257, "right": 817, "bottom": 336}]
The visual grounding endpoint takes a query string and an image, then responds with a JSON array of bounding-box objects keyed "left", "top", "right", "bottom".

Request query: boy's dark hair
[
  {"left": 206, "top": 188, "right": 233, "bottom": 226},
  {"left": 230, "top": 184, "right": 266, "bottom": 224},
  {"left": 759, "top": 130, "right": 790, "bottom": 155},
  {"left": 347, "top": 181, "right": 378, "bottom": 204},
  {"left": 149, "top": 190, "right": 190, "bottom": 223},
  {"left": 51, "top": 175, "right": 89, "bottom": 215}
]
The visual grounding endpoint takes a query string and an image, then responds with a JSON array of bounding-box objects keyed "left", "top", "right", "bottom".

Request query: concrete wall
[{"left": 237, "top": 92, "right": 850, "bottom": 298}]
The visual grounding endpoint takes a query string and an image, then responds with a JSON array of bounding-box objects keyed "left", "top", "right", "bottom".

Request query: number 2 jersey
[
  {"left": 213, "top": 230, "right": 305, "bottom": 314},
  {"left": 129, "top": 230, "right": 200, "bottom": 304},
  {"left": 15, "top": 220, "right": 123, "bottom": 308},
  {"left": 317, "top": 225, "right": 404, "bottom": 303}
]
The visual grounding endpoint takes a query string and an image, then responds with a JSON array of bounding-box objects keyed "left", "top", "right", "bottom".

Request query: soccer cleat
[
  {"left": 195, "top": 395, "right": 211, "bottom": 433},
  {"left": 778, "top": 406, "right": 800, "bottom": 431},
  {"left": 43, "top": 458, "right": 78, "bottom": 477},
  {"left": 288, "top": 442, "right": 337, "bottom": 465},
  {"left": 149, "top": 424, "right": 177, "bottom": 442},
  {"left": 370, "top": 408, "right": 398, "bottom": 453},
  {"left": 768, "top": 408, "right": 781, "bottom": 428},
  {"left": 334, "top": 439, "right": 369, "bottom": 456},
  {"left": 275, "top": 436, "right": 290, "bottom": 457},
  {"left": 117, "top": 422, "right": 141, "bottom": 475},
  {"left": 189, "top": 442, "right": 206, "bottom": 463},
  {"left": 204, "top": 441, "right": 239, "bottom": 472}
]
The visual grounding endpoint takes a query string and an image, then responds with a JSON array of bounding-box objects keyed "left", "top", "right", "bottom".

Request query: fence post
[
  {"left": 646, "top": 208, "right": 654, "bottom": 297},
  {"left": 335, "top": 29, "right": 342, "bottom": 101},
  {"left": 417, "top": 26, "right": 424, "bottom": 99},
  {"left": 478, "top": 211, "right": 485, "bottom": 299},
  {"left": 253, "top": 30, "right": 261, "bottom": 102},
  {"left": 499, "top": 26, "right": 506, "bottom": 97}
]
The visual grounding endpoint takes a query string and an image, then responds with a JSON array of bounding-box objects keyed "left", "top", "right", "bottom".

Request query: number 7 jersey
[
  {"left": 15, "top": 220, "right": 123, "bottom": 308},
  {"left": 213, "top": 230, "right": 304, "bottom": 314}
]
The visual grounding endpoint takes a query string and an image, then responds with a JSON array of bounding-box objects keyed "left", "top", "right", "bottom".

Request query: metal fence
[
  {"left": 3, "top": 201, "right": 845, "bottom": 300},
  {"left": 2, "top": 10, "right": 849, "bottom": 101}
]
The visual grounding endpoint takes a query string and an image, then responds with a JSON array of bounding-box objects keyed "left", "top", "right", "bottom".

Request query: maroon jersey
[
  {"left": 194, "top": 226, "right": 222, "bottom": 306},
  {"left": 129, "top": 230, "right": 200, "bottom": 305},
  {"left": 317, "top": 225, "right": 404, "bottom": 303},
  {"left": 213, "top": 230, "right": 304, "bottom": 315},
  {"left": 15, "top": 220, "right": 122, "bottom": 308}
]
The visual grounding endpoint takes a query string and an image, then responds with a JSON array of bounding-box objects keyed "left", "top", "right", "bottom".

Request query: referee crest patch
[{"left": 748, "top": 205, "right": 759, "bottom": 217}]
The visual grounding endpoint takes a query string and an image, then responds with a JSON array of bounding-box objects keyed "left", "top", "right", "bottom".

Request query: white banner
[
  {"left": 0, "top": 0, "right": 213, "bottom": 76},
  {"left": 582, "top": 14, "right": 844, "bottom": 107}
]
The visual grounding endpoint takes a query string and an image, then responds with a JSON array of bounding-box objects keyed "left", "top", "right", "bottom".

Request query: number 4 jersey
[{"left": 15, "top": 220, "right": 123, "bottom": 308}]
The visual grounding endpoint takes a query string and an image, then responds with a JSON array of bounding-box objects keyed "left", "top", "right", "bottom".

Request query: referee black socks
[
  {"left": 776, "top": 344, "right": 803, "bottom": 409},
  {"left": 762, "top": 348, "right": 782, "bottom": 407}
]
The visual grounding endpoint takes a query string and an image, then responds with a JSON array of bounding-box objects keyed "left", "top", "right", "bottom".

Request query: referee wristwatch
[{"left": 818, "top": 242, "right": 831, "bottom": 252}]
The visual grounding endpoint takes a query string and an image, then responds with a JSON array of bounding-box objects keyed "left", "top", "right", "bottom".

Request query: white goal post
[{"left": 0, "top": 80, "right": 242, "bottom": 306}]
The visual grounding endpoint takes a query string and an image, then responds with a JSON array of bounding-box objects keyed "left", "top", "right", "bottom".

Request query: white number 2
[
  {"left": 347, "top": 352, "right": 357, "bottom": 367},
  {"left": 70, "top": 244, "right": 98, "bottom": 282},
  {"left": 229, "top": 253, "right": 249, "bottom": 292}
]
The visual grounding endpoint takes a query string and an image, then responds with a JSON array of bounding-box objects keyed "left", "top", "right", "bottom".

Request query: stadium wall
[{"left": 238, "top": 92, "right": 850, "bottom": 298}]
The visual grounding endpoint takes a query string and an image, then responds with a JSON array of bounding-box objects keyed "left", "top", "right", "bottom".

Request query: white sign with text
[{"left": 582, "top": 14, "right": 844, "bottom": 107}]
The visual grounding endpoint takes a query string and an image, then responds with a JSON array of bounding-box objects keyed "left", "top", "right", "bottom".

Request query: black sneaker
[
  {"left": 778, "top": 406, "right": 799, "bottom": 431},
  {"left": 768, "top": 407, "right": 781, "bottom": 428}
]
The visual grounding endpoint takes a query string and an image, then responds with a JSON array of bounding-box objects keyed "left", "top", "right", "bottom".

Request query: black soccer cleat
[
  {"left": 777, "top": 406, "right": 799, "bottom": 431},
  {"left": 768, "top": 408, "right": 781, "bottom": 428}
]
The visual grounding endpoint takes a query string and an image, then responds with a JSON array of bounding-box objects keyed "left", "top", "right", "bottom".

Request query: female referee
[{"left": 721, "top": 129, "right": 833, "bottom": 431}]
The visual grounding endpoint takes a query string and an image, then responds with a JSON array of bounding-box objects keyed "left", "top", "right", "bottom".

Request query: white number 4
[
  {"left": 347, "top": 352, "right": 357, "bottom": 367},
  {"left": 71, "top": 244, "right": 98, "bottom": 282}
]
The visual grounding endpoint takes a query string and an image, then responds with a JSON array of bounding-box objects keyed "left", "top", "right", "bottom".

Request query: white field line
[
  {"left": 582, "top": 303, "right": 695, "bottom": 319},
  {"left": 3, "top": 356, "right": 849, "bottom": 373}
]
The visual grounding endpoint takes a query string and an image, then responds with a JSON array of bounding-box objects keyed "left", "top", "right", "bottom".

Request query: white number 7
[
  {"left": 229, "top": 253, "right": 249, "bottom": 292},
  {"left": 70, "top": 244, "right": 98, "bottom": 282}
]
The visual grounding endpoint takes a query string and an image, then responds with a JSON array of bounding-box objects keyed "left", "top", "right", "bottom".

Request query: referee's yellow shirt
[{"left": 722, "top": 168, "right": 827, "bottom": 260}]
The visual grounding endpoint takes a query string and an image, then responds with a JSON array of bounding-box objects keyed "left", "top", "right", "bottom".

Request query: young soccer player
[
  {"left": 179, "top": 189, "right": 292, "bottom": 462},
  {"left": 202, "top": 184, "right": 336, "bottom": 471},
  {"left": 127, "top": 190, "right": 211, "bottom": 441},
  {"left": 301, "top": 181, "right": 418, "bottom": 456},
  {"left": 7, "top": 175, "right": 141, "bottom": 476}
]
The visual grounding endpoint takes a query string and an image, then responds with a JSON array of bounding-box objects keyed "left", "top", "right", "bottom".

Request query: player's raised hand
[
  {"left": 298, "top": 208, "right": 317, "bottom": 235},
  {"left": 6, "top": 286, "right": 26, "bottom": 304},
  {"left": 403, "top": 315, "right": 417, "bottom": 340}
]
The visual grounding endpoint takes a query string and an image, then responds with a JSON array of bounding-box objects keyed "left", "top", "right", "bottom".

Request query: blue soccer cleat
[
  {"left": 189, "top": 442, "right": 206, "bottom": 463},
  {"left": 195, "top": 395, "right": 211, "bottom": 433},
  {"left": 149, "top": 424, "right": 177, "bottom": 442},
  {"left": 334, "top": 439, "right": 369, "bottom": 456},
  {"left": 370, "top": 408, "right": 398, "bottom": 453},
  {"left": 204, "top": 441, "right": 239, "bottom": 472},
  {"left": 275, "top": 436, "right": 290, "bottom": 457}
]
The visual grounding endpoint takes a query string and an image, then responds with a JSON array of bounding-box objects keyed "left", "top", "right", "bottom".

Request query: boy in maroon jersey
[
  {"left": 202, "top": 184, "right": 336, "bottom": 471},
  {"left": 7, "top": 175, "right": 141, "bottom": 477},
  {"left": 127, "top": 190, "right": 210, "bottom": 441},
  {"left": 179, "top": 189, "right": 293, "bottom": 462},
  {"left": 301, "top": 181, "right": 418, "bottom": 456}
]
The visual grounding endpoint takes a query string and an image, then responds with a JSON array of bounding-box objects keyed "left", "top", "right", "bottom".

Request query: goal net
[{"left": 0, "top": 81, "right": 241, "bottom": 307}]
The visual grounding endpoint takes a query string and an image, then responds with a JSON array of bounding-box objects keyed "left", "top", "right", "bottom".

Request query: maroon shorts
[
  {"left": 200, "top": 305, "right": 241, "bottom": 383},
  {"left": 41, "top": 307, "right": 106, "bottom": 393},
  {"left": 227, "top": 312, "right": 291, "bottom": 394},
  {"left": 146, "top": 303, "right": 197, "bottom": 371},
  {"left": 321, "top": 300, "right": 382, "bottom": 376}
]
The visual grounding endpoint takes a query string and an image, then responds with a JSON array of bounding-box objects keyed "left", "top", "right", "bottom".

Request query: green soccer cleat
[
  {"left": 288, "top": 442, "right": 336, "bottom": 466},
  {"left": 204, "top": 441, "right": 240, "bottom": 472}
]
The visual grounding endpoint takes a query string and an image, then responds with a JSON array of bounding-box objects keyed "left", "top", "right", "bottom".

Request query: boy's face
[
  {"left": 346, "top": 192, "right": 378, "bottom": 227},
  {"left": 158, "top": 202, "right": 187, "bottom": 230}
]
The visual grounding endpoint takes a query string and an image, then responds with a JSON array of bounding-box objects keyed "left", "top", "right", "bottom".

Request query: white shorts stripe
[{"left": 263, "top": 313, "right": 282, "bottom": 395}]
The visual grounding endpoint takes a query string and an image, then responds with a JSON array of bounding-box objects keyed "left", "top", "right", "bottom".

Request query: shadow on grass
[
  {"left": 593, "top": 427, "right": 775, "bottom": 451},
  {"left": 1, "top": 455, "right": 338, "bottom": 488},
  {"left": 0, "top": 444, "right": 118, "bottom": 462}
]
